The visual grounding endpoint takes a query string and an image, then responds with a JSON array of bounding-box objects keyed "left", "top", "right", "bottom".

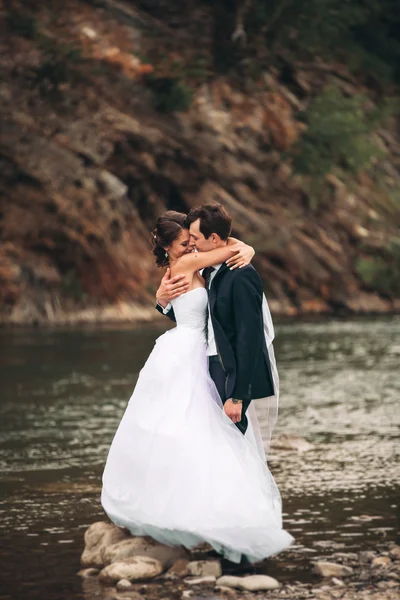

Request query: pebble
[
  {"left": 389, "top": 545, "right": 400, "bottom": 560},
  {"left": 331, "top": 578, "right": 345, "bottom": 587},
  {"left": 332, "top": 552, "right": 358, "bottom": 562},
  {"left": 187, "top": 560, "right": 222, "bottom": 578},
  {"left": 313, "top": 562, "right": 353, "bottom": 578},
  {"left": 77, "top": 567, "right": 100, "bottom": 578},
  {"left": 359, "top": 551, "right": 376, "bottom": 563},
  {"left": 372, "top": 556, "right": 392, "bottom": 568},
  {"left": 216, "top": 575, "right": 280, "bottom": 591},
  {"left": 377, "top": 580, "right": 399, "bottom": 589},
  {"left": 116, "top": 578, "right": 133, "bottom": 590}
]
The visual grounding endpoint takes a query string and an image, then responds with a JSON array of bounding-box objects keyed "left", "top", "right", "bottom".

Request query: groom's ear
[{"left": 211, "top": 233, "right": 222, "bottom": 245}]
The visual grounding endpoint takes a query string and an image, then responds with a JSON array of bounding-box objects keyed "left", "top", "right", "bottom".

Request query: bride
[{"left": 101, "top": 210, "right": 294, "bottom": 563}]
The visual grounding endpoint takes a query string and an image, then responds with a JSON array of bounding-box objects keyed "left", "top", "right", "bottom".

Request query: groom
[{"left": 156, "top": 203, "right": 274, "bottom": 435}]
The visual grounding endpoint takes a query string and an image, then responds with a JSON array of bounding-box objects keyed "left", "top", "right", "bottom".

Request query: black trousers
[{"left": 208, "top": 356, "right": 250, "bottom": 435}]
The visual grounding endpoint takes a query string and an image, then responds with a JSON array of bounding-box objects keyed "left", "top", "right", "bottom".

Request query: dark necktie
[
  {"left": 202, "top": 266, "right": 215, "bottom": 289},
  {"left": 202, "top": 267, "right": 215, "bottom": 344}
]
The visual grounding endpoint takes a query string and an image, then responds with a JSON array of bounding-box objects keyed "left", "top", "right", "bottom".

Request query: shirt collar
[{"left": 212, "top": 263, "right": 223, "bottom": 272}]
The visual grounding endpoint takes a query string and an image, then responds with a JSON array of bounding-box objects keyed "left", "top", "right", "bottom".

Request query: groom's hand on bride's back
[{"left": 156, "top": 268, "right": 190, "bottom": 308}]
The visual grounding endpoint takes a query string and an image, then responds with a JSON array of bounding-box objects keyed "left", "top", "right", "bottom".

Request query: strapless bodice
[{"left": 171, "top": 287, "right": 208, "bottom": 331}]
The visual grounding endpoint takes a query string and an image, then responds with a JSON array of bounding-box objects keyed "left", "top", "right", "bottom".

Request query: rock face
[{"left": 1, "top": 0, "right": 399, "bottom": 325}]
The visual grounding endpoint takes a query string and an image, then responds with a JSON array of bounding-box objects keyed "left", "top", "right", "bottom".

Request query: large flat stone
[
  {"left": 99, "top": 556, "right": 163, "bottom": 583},
  {"left": 216, "top": 575, "right": 280, "bottom": 591},
  {"left": 102, "top": 536, "right": 188, "bottom": 569}
]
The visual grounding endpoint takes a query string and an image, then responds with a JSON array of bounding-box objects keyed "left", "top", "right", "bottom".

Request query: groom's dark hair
[{"left": 186, "top": 203, "right": 232, "bottom": 240}]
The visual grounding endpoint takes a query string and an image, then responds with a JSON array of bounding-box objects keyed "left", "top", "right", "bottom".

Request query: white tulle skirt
[{"left": 101, "top": 325, "right": 294, "bottom": 563}]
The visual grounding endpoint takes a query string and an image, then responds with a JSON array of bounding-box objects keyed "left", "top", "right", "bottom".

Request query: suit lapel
[{"left": 209, "top": 263, "right": 228, "bottom": 313}]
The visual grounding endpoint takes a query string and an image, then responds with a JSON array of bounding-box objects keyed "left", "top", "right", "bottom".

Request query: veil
[{"left": 245, "top": 293, "right": 279, "bottom": 461}]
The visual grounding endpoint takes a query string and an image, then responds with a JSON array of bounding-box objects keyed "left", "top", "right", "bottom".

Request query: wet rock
[
  {"left": 313, "top": 562, "right": 353, "bottom": 578},
  {"left": 187, "top": 560, "right": 222, "bottom": 578},
  {"left": 389, "top": 546, "right": 400, "bottom": 560},
  {"left": 377, "top": 580, "right": 399, "bottom": 589},
  {"left": 99, "top": 556, "right": 163, "bottom": 583},
  {"left": 81, "top": 522, "right": 129, "bottom": 567},
  {"left": 77, "top": 567, "right": 100, "bottom": 577},
  {"left": 331, "top": 578, "right": 345, "bottom": 587},
  {"left": 116, "top": 578, "right": 134, "bottom": 590},
  {"left": 372, "top": 556, "right": 392, "bottom": 568},
  {"left": 359, "top": 551, "right": 376, "bottom": 563},
  {"left": 216, "top": 575, "right": 280, "bottom": 591},
  {"left": 102, "top": 536, "right": 188, "bottom": 569},
  {"left": 271, "top": 434, "right": 314, "bottom": 452},
  {"left": 332, "top": 552, "right": 358, "bottom": 562},
  {"left": 185, "top": 575, "right": 217, "bottom": 585},
  {"left": 181, "top": 592, "right": 193, "bottom": 599},
  {"left": 164, "top": 559, "right": 190, "bottom": 579}
]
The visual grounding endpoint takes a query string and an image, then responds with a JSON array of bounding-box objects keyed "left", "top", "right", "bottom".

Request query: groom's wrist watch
[{"left": 231, "top": 398, "right": 243, "bottom": 404}]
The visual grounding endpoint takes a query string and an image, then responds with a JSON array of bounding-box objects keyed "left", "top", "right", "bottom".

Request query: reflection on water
[{"left": 0, "top": 317, "right": 399, "bottom": 599}]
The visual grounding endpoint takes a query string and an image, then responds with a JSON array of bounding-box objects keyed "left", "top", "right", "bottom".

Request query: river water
[{"left": 0, "top": 317, "right": 399, "bottom": 600}]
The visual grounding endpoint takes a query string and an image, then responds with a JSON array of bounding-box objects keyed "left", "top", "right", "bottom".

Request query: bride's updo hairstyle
[{"left": 152, "top": 211, "right": 187, "bottom": 267}]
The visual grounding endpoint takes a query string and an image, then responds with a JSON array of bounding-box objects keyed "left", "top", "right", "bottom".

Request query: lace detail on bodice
[{"left": 171, "top": 287, "right": 208, "bottom": 331}]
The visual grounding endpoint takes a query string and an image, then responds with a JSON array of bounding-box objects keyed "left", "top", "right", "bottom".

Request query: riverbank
[
  {"left": 0, "top": 298, "right": 398, "bottom": 328},
  {"left": 78, "top": 523, "right": 400, "bottom": 600}
]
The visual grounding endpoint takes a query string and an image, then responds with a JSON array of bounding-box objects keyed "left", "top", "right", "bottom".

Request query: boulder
[
  {"left": 313, "top": 562, "right": 353, "bottom": 578},
  {"left": 81, "top": 522, "right": 129, "bottom": 567},
  {"left": 187, "top": 560, "right": 222, "bottom": 578},
  {"left": 99, "top": 556, "right": 163, "bottom": 583},
  {"left": 102, "top": 536, "right": 188, "bottom": 569},
  {"left": 216, "top": 575, "right": 280, "bottom": 591}
]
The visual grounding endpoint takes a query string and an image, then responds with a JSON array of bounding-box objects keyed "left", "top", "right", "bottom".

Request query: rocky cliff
[{"left": 1, "top": 0, "right": 399, "bottom": 325}]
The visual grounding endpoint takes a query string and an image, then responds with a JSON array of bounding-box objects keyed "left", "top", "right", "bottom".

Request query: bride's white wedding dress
[{"left": 101, "top": 287, "right": 293, "bottom": 563}]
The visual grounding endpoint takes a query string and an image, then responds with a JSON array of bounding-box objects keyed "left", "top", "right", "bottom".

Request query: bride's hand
[{"left": 226, "top": 243, "right": 255, "bottom": 270}]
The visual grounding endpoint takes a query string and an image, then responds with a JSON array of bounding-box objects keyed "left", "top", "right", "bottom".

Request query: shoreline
[{"left": 0, "top": 302, "right": 399, "bottom": 330}]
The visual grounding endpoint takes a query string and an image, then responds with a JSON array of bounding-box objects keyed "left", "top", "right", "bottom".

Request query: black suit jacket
[{"left": 156, "top": 263, "right": 274, "bottom": 402}]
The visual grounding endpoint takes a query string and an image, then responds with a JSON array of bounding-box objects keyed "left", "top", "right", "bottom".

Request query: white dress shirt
[{"left": 205, "top": 263, "right": 222, "bottom": 356}]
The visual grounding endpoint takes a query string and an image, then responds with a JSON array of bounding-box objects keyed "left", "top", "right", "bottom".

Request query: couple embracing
[{"left": 101, "top": 203, "right": 294, "bottom": 563}]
